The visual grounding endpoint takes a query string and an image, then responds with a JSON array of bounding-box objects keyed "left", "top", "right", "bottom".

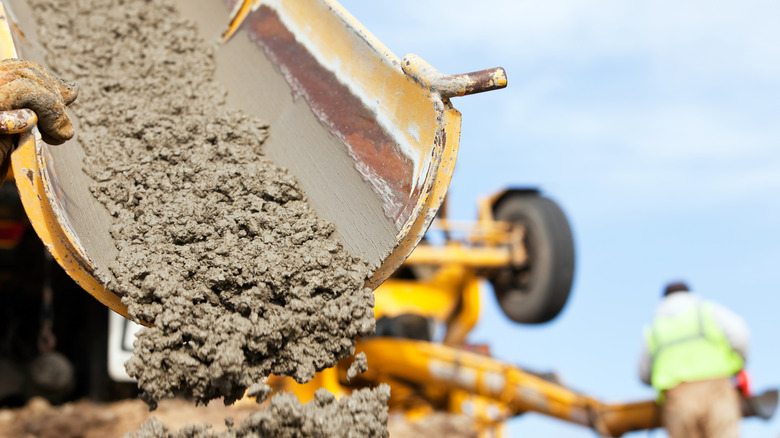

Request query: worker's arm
[
  {"left": 0, "top": 59, "right": 78, "bottom": 171},
  {"left": 638, "top": 336, "right": 653, "bottom": 386},
  {"left": 709, "top": 301, "right": 750, "bottom": 362}
]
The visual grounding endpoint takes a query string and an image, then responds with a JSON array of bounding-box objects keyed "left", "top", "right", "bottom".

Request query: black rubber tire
[{"left": 488, "top": 194, "right": 575, "bottom": 324}]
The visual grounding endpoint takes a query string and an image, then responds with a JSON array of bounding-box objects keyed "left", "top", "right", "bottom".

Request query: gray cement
[
  {"left": 127, "top": 386, "right": 390, "bottom": 438},
  {"left": 27, "top": 0, "right": 376, "bottom": 409},
  {"left": 346, "top": 352, "right": 368, "bottom": 382}
]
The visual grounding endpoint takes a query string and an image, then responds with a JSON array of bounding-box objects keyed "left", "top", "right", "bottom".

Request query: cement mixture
[
  {"left": 129, "top": 386, "right": 390, "bottom": 438},
  {"left": 346, "top": 352, "right": 368, "bottom": 381},
  {"left": 0, "top": 390, "right": 391, "bottom": 438},
  {"left": 27, "top": 0, "right": 378, "bottom": 410}
]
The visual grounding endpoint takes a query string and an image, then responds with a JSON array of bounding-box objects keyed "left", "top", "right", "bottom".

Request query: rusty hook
[{"left": 402, "top": 54, "right": 507, "bottom": 99}]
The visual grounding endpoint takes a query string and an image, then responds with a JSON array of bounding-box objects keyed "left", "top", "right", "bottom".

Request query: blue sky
[{"left": 338, "top": 1, "right": 780, "bottom": 436}]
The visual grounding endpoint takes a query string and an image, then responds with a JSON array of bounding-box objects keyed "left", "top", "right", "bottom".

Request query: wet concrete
[
  {"left": 0, "top": 392, "right": 390, "bottom": 438},
  {"left": 26, "top": 0, "right": 376, "bottom": 410},
  {"left": 346, "top": 352, "right": 368, "bottom": 382},
  {"left": 129, "top": 386, "right": 390, "bottom": 438}
]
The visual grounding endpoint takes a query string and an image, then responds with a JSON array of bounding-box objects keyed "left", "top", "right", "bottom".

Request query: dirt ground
[
  {"left": 0, "top": 396, "right": 474, "bottom": 438},
  {"left": 0, "top": 397, "right": 260, "bottom": 438}
]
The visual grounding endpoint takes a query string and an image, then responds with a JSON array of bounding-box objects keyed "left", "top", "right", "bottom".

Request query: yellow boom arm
[{"left": 350, "top": 338, "right": 777, "bottom": 437}]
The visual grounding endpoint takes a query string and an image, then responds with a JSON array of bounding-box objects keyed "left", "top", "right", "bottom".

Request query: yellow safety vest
[{"left": 645, "top": 303, "right": 743, "bottom": 391}]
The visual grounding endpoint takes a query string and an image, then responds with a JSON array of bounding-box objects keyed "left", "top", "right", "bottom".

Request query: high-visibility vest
[{"left": 645, "top": 302, "right": 744, "bottom": 391}]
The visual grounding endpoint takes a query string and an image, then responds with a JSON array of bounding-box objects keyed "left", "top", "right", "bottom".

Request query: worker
[
  {"left": 639, "top": 281, "right": 749, "bottom": 438},
  {"left": 0, "top": 58, "right": 78, "bottom": 174}
]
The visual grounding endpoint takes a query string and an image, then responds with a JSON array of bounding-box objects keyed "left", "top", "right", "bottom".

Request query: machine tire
[{"left": 488, "top": 193, "right": 574, "bottom": 324}]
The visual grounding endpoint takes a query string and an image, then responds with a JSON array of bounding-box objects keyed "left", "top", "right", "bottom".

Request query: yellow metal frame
[
  {"left": 374, "top": 264, "right": 474, "bottom": 322},
  {"left": 404, "top": 244, "right": 511, "bottom": 268},
  {"left": 402, "top": 191, "right": 531, "bottom": 270},
  {"left": 355, "top": 338, "right": 598, "bottom": 427},
  {"left": 269, "top": 337, "right": 650, "bottom": 437},
  {"left": 268, "top": 337, "right": 770, "bottom": 437}
]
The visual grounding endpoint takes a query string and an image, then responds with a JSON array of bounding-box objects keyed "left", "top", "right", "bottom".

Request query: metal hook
[{"left": 402, "top": 54, "right": 507, "bottom": 99}]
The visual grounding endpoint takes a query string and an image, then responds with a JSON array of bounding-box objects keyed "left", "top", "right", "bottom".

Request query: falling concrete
[
  {"left": 26, "top": 0, "right": 376, "bottom": 409},
  {"left": 128, "top": 386, "right": 390, "bottom": 438}
]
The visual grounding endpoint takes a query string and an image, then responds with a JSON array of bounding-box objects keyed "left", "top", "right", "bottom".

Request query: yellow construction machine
[{"left": 266, "top": 189, "right": 778, "bottom": 437}]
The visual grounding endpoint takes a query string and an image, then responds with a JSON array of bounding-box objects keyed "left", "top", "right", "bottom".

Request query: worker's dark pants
[{"left": 662, "top": 378, "right": 740, "bottom": 438}]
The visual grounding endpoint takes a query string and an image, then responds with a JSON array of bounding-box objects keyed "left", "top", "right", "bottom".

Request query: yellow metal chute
[{"left": 0, "top": 0, "right": 506, "bottom": 316}]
